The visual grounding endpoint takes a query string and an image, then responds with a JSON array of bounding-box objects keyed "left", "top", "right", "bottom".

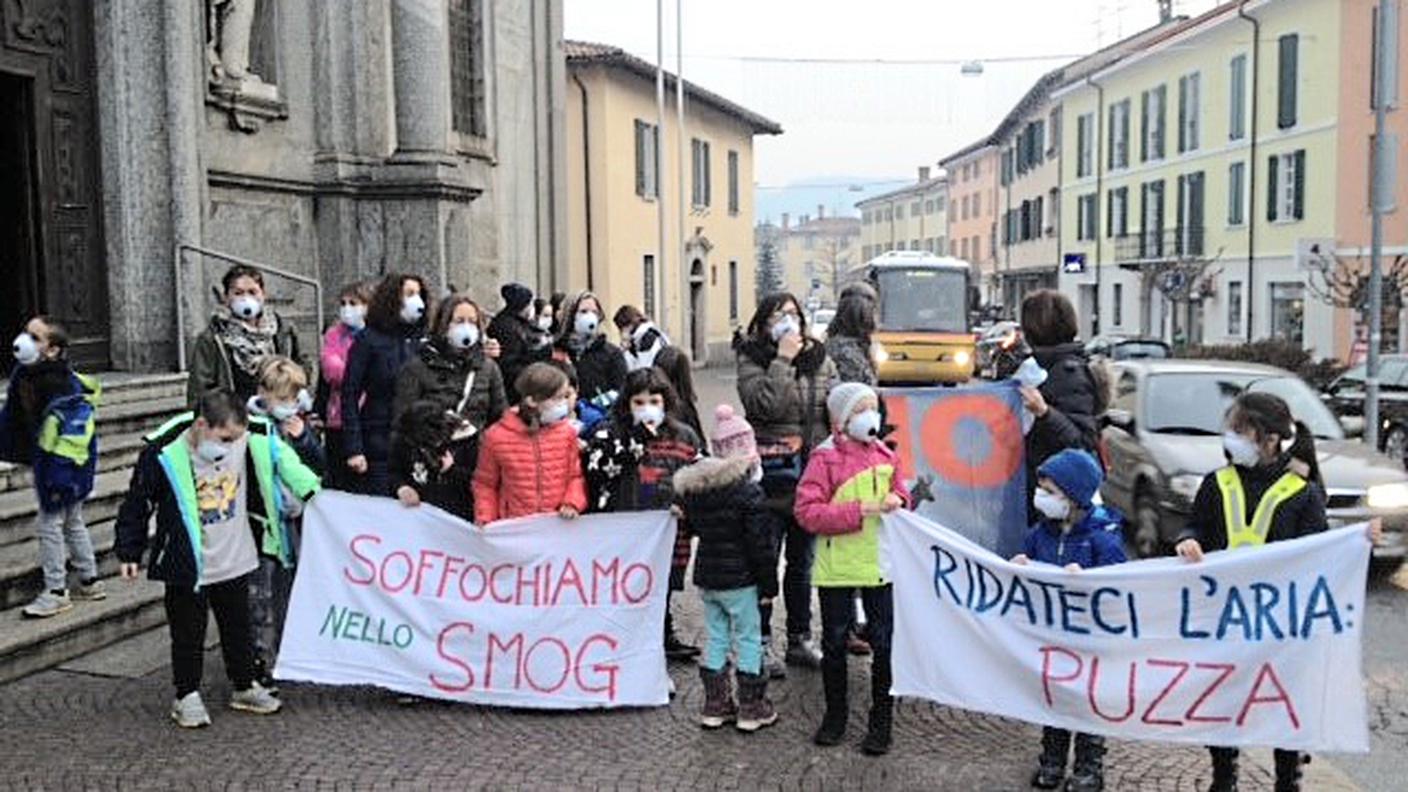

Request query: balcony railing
[{"left": 1113, "top": 226, "right": 1206, "bottom": 263}]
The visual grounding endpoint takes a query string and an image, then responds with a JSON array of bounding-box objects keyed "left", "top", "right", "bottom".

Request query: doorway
[
  {"left": 0, "top": 74, "right": 40, "bottom": 376},
  {"left": 1077, "top": 284, "right": 1096, "bottom": 341},
  {"left": 689, "top": 259, "right": 706, "bottom": 362}
]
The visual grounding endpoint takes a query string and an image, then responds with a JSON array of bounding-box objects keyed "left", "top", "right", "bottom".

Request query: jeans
[
  {"left": 36, "top": 502, "right": 97, "bottom": 592},
  {"left": 164, "top": 574, "right": 256, "bottom": 698},
  {"left": 249, "top": 556, "right": 296, "bottom": 668},
  {"left": 700, "top": 586, "right": 763, "bottom": 675},
  {"left": 756, "top": 508, "right": 815, "bottom": 640},
  {"left": 819, "top": 584, "right": 892, "bottom": 663}
]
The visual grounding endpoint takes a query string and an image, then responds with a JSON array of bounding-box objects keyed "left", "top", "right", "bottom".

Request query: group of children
[{"left": 0, "top": 285, "right": 1323, "bottom": 789}]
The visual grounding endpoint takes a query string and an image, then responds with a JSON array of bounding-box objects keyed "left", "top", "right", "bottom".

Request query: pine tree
[{"left": 756, "top": 237, "right": 784, "bottom": 301}]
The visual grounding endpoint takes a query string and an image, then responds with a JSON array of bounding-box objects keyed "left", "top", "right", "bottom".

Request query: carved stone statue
[{"left": 207, "top": 0, "right": 263, "bottom": 87}]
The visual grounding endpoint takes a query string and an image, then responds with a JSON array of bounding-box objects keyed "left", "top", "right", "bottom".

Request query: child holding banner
[
  {"left": 673, "top": 405, "right": 779, "bottom": 731},
  {"left": 473, "top": 363, "right": 587, "bottom": 524},
  {"left": 1011, "top": 449, "right": 1125, "bottom": 792},
  {"left": 1174, "top": 392, "right": 1327, "bottom": 792},
  {"left": 794, "top": 382, "right": 909, "bottom": 755}
]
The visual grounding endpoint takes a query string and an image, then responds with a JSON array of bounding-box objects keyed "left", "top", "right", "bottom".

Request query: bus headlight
[
  {"left": 874, "top": 345, "right": 890, "bottom": 364},
  {"left": 1366, "top": 482, "right": 1408, "bottom": 510},
  {"left": 954, "top": 350, "right": 971, "bottom": 367}
]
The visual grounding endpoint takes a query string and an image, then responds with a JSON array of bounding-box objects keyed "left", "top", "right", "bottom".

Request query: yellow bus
[{"left": 842, "top": 252, "right": 975, "bottom": 385}]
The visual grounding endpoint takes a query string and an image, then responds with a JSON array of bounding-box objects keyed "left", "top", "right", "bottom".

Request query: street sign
[{"left": 1062, "top": 253, "right": 1087, "bottom": 274}]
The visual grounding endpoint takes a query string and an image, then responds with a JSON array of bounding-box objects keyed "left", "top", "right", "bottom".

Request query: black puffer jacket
[
  {"left": 391, "top": 337, "right": 507, "bottom": 433},
  {"left": 1026, "top": 343, "right": 1104, "bottom": 482},
  {"left": 558, "top": 334, "right": 628, "bottom": 406},
  {"left": 1178, "top": 457, "right": 1328, "bottom": 553},
  {"left": 674, "top": 455, "right": 778, "bottom": 597},
  {"left": 486, "top": 311, "right": 550, "bottom": 403},
  {"left": 341, "top": 322, "right": 425, "bottom": 460}
]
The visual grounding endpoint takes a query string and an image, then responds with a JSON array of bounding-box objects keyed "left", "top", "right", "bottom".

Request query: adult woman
[
  {"left": 187, "top": 264, "right": 302, "bottom": 406},
  {"left": 735, "top": 292, "right": 837, "bottom": 676},
  {"left": 554, "top": 290, "right": 628, "bottom": 409},
  {"left": 1018, "top": 290, "right": 1107, "bottom": 492},
  {"left": 824, "top": 290, "right": 878, "bottom": 387},
  {"left": 1175, "top": 392, "right": 1329, "bottom": 792},
  {"left": 341, "top": 273, "right": 428, "bottom": 495},
  {"left": 486, "top": 282, "right": 549, "bottom": 404},
  {"left": 317, "top": 280, "right": 372, "bottom": 490}
]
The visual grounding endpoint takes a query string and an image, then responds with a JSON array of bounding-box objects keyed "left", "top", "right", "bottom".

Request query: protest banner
[
  {"left": 886, "top": 509, "right": 1371, "bottom": 752},
  {"left": 275, "top": 492, "right": 676, "bottom": 709},
  {"left": 883, "top": 381, "right": 1029, "bottom": 556}
]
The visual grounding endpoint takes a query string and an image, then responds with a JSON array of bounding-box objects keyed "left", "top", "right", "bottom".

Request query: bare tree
[
  {"left": 1136, "top": 248, "right": 1223, "bottom": 342},
  {"left": 812, "top": 234, "right": 853, "bottom": 303}
]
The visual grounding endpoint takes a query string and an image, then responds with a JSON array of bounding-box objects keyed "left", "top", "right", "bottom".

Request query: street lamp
[{"left": 960, "top": 60, "right": 984, "bottom": 76}]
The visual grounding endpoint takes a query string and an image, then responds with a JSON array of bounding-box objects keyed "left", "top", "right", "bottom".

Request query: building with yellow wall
[
  {"left": 856, "top": 167, "right": 949, "bottom": 262},
  {"left": 940, "top": 142, "right": 1001, "bottom": 304},
  {"left": 565, "top": 41, "right": 782, "bottom": 362},
  {"left": 765, "top": 209, "right": 861, "bottom": 309}
]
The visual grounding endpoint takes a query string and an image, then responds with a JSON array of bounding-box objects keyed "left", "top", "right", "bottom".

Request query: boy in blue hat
[{"left": 1012, "top": 448, "right": 1126, "bottom": 792}]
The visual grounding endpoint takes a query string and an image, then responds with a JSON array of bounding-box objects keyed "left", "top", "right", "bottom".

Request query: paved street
[{"left": 0, "top": 368, "right": 1399, "bottom": 790}]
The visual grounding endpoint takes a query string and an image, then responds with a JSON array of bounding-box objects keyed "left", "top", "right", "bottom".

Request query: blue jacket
[
  {"left": 1022, "top": 506, "right": 1127, "bottom": 569},
  {"left": 0, "top": 365, "right": 99, "bottom": 512}
]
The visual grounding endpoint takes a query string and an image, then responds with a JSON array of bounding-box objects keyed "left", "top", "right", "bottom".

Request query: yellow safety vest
[{"left": 1213, "top": 466, "right": 1307, "bottom": 549}]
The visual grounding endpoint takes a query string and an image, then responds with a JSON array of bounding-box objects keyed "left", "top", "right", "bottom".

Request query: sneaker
[
  {"left": 251, "top": 657, "right": 279, "bottom": 696},
  {"left": 22, "top": 590, "right": 72, "bottom": 618},
  {"left": 170, "top": 692, "right": 212, "bottom": 729},
  {"left": 229, "top": 682, "right": 282, "bottom": 715},
  {"left": 72, "top": 579, "right": 108, "bottom": 602},
  {"left": 785, "top": 636, "right": 823, "bottom": 669}
]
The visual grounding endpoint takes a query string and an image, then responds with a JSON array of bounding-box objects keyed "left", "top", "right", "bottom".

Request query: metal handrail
[{"left": 173, "top": 242, "right": 325, "bottom": 372}]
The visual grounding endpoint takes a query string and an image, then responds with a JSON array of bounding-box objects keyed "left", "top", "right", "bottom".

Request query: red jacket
[{"left": 473, "top": 408, "right": 588, "bottom": 524}]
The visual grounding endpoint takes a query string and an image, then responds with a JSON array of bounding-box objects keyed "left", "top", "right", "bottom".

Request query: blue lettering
[
  {"left": 319, "top": 605, "right": 346, "bottom": 638},
  {"left": 1030, "top": 579, "right": 1062, "bottom": 627},
  {"left": 1000, "top": 576, "right": 1037, "bottom": 624},
  {"left": 1300, "top": 576, "right": 1344, "bottom": 638},
  {"left": 1249, "top": 582, "right": 1284, "bottom": 641},
  {"left": 974, "top": 561, "right": 1004, "bottom": 613},
  {"left": 963, "top": 558, "right": 976, "bottom": 609},
  {"left": 1179, "top": 587, "right": 1209, "bottom": 639},
  {"left": 1090, "top": 587, "right": 1127, "bottom": 636},
  {"left": 929, "top": 546, "right": 962, "bottom": 604},
  {"left": 1058, "top": 588, "right": 1091, "bottom": 635},
  {"left": 1216, "top": 586, "right": 1252, "bottom": 641},
  {"left": 1127, "top": 592, "right": 1140, "bottom": 639}
]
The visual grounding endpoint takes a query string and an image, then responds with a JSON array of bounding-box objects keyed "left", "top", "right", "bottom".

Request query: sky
[{"left": 564, "top": 0, "right": 1223, "bottom": 219}]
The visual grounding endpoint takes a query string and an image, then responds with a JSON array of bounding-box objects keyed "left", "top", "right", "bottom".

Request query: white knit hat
[{"left": 827, "top": 382, "right": 876, "bottom": 430}]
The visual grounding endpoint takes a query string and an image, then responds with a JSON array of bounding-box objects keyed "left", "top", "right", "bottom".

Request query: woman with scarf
[
  {"left": 552, "top": 290, "right": 628, "bottom": 415},
  {"left": 341, "top": 273, "right": 429, "bottom": 496},
  {"left": 187, "top": 265, "right": 303, "bottom": 406}
]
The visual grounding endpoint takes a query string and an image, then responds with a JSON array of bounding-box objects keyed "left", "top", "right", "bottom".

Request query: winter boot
[
  {"left": 761, "top": 635, "right": 787, "bottom": 680},
  {"left": 1208, "top": 747, "right": 1239, "bottom": 792},
  {"left": 1065, "top": 733, "right": 1105, "bottom": 792},
  {"left": 734, "top": 671, "right": 778, "bottom": 732},
  {"left": 1031, "top": 727, "right": 1071, "bottom": 789},
  {"left": 786, "top": 634, "right": 823, "bottom": 669},
  {"left": 812, "top": 654, "right": 849, "bottom": 746},
  {"left": 860, "top": 654, "right": 893, "bottom": 756},
  {"left": 1272, "top": 750, "right": 1306, "bottom": 792},
  {"left": 698, "top": 666, "right": 737, "bottom": 729}
]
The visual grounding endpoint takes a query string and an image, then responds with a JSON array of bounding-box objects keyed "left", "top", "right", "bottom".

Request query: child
[
  {"left": 652, "top": 346, "right": 704, "bottom": 441},
  {"left": 391, "top": 401, "right": 470, "bottom": 518},
  {"left": 245, "top": 356, "right": 326, "bottom": 688},
  {"left": 0, "top": 317, "right": 104, "bottom": 618},
  {"left": 1013, "top": 449, "right": 1125, "bottom": 792},
  {"left": 794, "top": 382, "right": 909, "bottom": 755},
  {"left": 472, "top": 363, "right": 587, "bottom": 524},
  {"left": 673, "top": 405, "right": 779, "bottom": 732},
  {"left": 115, "top": 392, "right": 320, "bottom": 728},
  {"left": 1174, "top": 392, "right": 1327, "bottom": 792},
  {"left": 585, "top": 367, "right": 702, "bottom": 659},
  {"left": 317, "top": 280, "right": 371, "bottom": 490}
]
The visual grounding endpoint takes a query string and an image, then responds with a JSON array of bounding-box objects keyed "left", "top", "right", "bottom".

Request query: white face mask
[
  {"left": 400, "top": 294, "right": 426, "bottom": 324},
  {"left": 11, "top": 333, "right": 41, "bottom": 366},
  {"left": 574, "top": 311, "right": 599, "bottom": 336},
  {"left": 539, "top": 399, "right": 571, "bottom": 425},
  {"left": 447, "top": 323, "right": 480, "bottom": 349},
  {"left": 197, "top": 438, "right": 233, "bottom": 464},
  {"left": 230, "top": 295, "right": 263, "bottom": 320},
  {"left": 1033, "top": 489, "right": 1071, "bottom": 521},
  {"left": 340, "top": 304, "right": 366, "bottom": 329},
  {"left": 537, "top": 315, "right": 553, "bottom": 331},
  {"left": 1222, "top": 431, "right": 1262, "bottom": 468},
  {"left": 845, "top": 409, "right": 882, "bottom": 442},
  {"left": 770, "top": 314, "right": 801, "bottom": 342},
  {"left": 632, "top": 404, "right": 665, "bottom": 427}
]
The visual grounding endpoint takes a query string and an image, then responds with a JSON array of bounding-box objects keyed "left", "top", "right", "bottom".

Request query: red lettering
[
  {"left": 591, "top": 558, "right": 620, "bottom": 606},
  {"left": 1236, "top": 663, "right": 1300, "bottom": 730},
  {"left": 414, "top": 550, "right": 445, "bottom": 597},
  {"left": 1086, "top": 656, "right": 1136, "bottom": 723},
  {"left": 489, "top": 564, "right": 516, "bottom": 604},
  {"left": 344, "top": 534, "right": 379, "bottom": 585},
  {"left": 437, "top": 555, "right": 464, "bottom": 599},
  {"left": 486, "top": 632, "right": 525, "bottom": 690},
  {"left": 380, "top": 551, "right": 414, "bottom": 594},
  {"left": 516, "top": 563, "right": 545, "bottom": 607},
  {"left": 524, "top": 637, "right": 572, "bottom": 694},
  {"left": 459, "top": 564, "right": 488, "bottom": 602},
  {"left": 621, "top": 562, "right": 653, "bottom": 604},
  {"left": 575, "top": 633, "right": 620, "bottom": 702},
  {"left": 882, "top": 394, "right": 914, "bottom": 479},
  {"left": 429, "top": 621, "right": 475, "bottom": 693},
  {"left": 1141, "top": 659, "right": 1190, "bottom": 727},
  {"left": 1039, "top": 646, "right": 1083, "bottom": 707},
  {"left": 551, "top": 559, "right": 588, "bottom": 606},
  {"left": 1186, "top": 662, "right": 1236, "bottom": 724}
]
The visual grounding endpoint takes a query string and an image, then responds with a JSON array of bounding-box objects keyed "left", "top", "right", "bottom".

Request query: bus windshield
[{"left": 874, "top": 268, "right": 968, "bottom": 333}]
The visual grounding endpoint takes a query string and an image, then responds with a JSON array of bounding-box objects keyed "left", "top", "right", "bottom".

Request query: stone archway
[{"left": 683, "top": 228, "right": 712, "bottom": 364}]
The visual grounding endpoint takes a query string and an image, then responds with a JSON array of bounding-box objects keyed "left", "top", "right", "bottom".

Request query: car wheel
[
  {"left": 1127, "top": 493, "right": 1163, "bottom": 560},
  {"left": 1384, "top": 425, "right": 1408, "bottom": 468}
]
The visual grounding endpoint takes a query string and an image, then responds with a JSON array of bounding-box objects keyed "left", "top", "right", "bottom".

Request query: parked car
[
  {"left": 974, "top": 321, "right": 1023, "bottom": 379},
  {"left": 809, "top": 307, "right": 836, "bottom": 341},
  {"left": 1086, "top": 335, "right": 1171, "bottom": 361},
  {"left": 1321, "top": 354, "right": 1408, "bottom": 465},
  {"left": 1100, "top": 359, "right": 1407, "bottom": 574}
]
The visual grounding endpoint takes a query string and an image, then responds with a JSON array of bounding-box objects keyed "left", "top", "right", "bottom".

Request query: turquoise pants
[{"left": 699, "top": 585, "right": 762, "bottom": 675}]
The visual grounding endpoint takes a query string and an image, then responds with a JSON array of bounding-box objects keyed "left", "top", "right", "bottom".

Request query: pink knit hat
[{"left": 711, "top": 404, "right": 758, "bottom": 460}]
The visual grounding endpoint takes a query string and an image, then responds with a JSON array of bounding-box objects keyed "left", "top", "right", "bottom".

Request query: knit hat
[
  {"left": 711, "top": 404, "right": 758, "bottom": 460},
  {"left": 1036, "top": 449, "right": 1104, "bottom": 509},
  {"left": 827, "top": 381, "right": 876, "bottom": 430},
  {"left": 501, "top": 282, "right": 533, "bottom": 314}
]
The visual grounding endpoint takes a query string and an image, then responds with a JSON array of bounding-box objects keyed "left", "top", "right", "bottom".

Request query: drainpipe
[
  {"left": 1087, "top": 75, "right": 1106, "bottom": 337},
  {"left": 1238, "top": 0, "right": 1260, "bottom": 342},
  {"left": 571, "top": 71, "right": 594, "bottom": 291}
]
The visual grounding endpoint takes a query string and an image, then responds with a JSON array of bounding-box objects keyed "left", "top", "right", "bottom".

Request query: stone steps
[
  {"left": 0, "top": 519, "right": 123, "bottom": 611},
  {"left": 0, "top": 574, "right": 165, "bottom": 684},
  {"left": 0, "top": 469, "right": 131, "bottom": 548}
]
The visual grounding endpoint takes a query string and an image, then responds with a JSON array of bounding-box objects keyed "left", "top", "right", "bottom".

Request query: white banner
[
  {"left": 885, "top": 509, "right": 1371, "bottom": 752},
  {"left": 275, "top": 492, "right": 676, "bottom": 709}
]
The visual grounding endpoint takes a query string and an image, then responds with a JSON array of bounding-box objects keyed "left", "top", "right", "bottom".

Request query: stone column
[{"left": 390, "top": 0, "right": 451, "bottom": 157}]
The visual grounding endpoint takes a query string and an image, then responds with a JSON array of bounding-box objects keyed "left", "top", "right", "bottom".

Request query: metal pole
[
  {"left": 1367, "top": 0, "right": 1395, "bottom": 450},
  {"left": 676, "top": 0, "right": 687, "bottom": 351},
  {"left": 655, "top": 0, "right": 669, "bottom": 334}
]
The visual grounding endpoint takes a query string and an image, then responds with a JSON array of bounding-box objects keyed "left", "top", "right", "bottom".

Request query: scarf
[{"left": 211, "top": 311, "right": 279, "bottom": 379}]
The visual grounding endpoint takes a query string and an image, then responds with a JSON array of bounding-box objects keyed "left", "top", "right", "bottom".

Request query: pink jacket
[
  {"left": 320, "top": 324, "right": 359, "bottom": 429},
  {"left": 794, "top": 434, "right": 911, "bottom": 536}
]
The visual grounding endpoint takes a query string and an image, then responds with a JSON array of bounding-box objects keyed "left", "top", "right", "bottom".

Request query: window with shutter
[
  {"left": 727, "top": 150, "right": 739, "bottom": 215},
  {"left": 1178, "top": 76, "right": 1188, "bottom": 154},
  {"left": 1292, "top": 150, "right": 1305, "bottom": 220},
  {"left": 1140, "top": 91, "right": 1150, "bottom": 162},
  {"left": 1229, "top": 55, "right": 1247, "bottom": 140},
  {"left": 449, "top": 0, "right": 487, "bottom": 137},
  {"left": 1228, "top": 161, "right": 1246, "bottom": 226},
  {"left": 1153, "top": 85, "right": 1166, "bottom": 159},
  {"left": 1267, "top": 154, "right": 1280, "bottom": 221},
  {"left": 1188, "top": 73, "right": 1200, "bottom": 151},
  {"left": 1278, "top": 34, "right": 1299, "bottom": 129},
  {"left": 634, "top": 121, "right": 646, "bottom": 197},
  {"left": 1106, "top": 189, "right": 1114, "bottom": 238}
]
